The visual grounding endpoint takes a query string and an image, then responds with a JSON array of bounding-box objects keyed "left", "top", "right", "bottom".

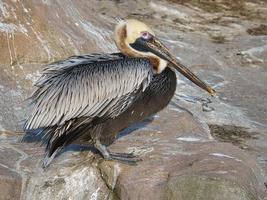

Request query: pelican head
[{"left": 114, "top": 19, "right": 215, "bottom": 95}]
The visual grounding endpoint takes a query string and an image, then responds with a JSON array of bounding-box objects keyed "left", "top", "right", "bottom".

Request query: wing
[{"left": 25, "top": 53, "right": 153, "bottom": 130}]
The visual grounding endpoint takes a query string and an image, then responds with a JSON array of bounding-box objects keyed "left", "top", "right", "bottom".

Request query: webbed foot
[{"left": 94, "top": 140, "right": 141, "bottom": 165}]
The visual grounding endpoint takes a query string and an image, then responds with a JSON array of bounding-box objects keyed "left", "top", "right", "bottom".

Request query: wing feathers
[{"left": 25, "top": 53, "right": 153, "bottom": 130}]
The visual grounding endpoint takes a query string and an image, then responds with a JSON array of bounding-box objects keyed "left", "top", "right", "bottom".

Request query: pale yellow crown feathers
[{"left": 114, "top": 19, "right": 155, "bottom": 46}]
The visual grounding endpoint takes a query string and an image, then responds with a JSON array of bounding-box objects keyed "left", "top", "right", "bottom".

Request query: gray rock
[
  {"left": 0, "top": 166, "right": 22, "bottom": 200},
  {"left": 0, "top": 0, "right": 266, "bottom": 199},
  {"left": 166, "top": 175, "right": 257, "bottom": 200}
]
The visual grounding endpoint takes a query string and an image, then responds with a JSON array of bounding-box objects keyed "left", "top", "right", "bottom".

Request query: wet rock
[
  {"left": 24, "top": 165, "right": 110, "bottom": 200},
  {"left": 0, "top": 166, "right": 22, "bottom": 200},
  {"left": 209, "top": 124, "right": 259, "bottom": 148},
  {"left": 97, "top": 110, "right": 266, "bottom": 199},
  {"left": 1, "top": 109, "right": 266, "bottom": 199},
  {"left": 247, "top": 25, "right": 267, "bottom": 36},
  {"left": 0, "top": 0, "right": 266, "bottom": 199},
  {"left": 166, "top": 175, "right": 256, "bottom": 200}
]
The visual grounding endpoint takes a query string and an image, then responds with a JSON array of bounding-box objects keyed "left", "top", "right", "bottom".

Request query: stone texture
[
  {"left": 0, "top": 0, "right": 267, "bottom": 199},
  {"left": 0, "top": 166, "right": 22, "bottom": 200},
  {"left": 165, "top": 175, "right": 256, "bottom": 200},
  {"left": 97, "top": 110, "right": 266, "bottom": 199},
  {"left": 24, "top": 166, "right": 110, "bottom": 200}
]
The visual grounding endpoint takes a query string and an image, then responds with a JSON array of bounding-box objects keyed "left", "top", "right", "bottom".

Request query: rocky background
[{"left": 0, "top": 0, "right": 267, "bottom": 199}]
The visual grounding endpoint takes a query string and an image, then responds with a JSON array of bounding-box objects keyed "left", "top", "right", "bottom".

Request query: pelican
[{"left": 24, "top": 19, "right": 215, "bottom": 167}]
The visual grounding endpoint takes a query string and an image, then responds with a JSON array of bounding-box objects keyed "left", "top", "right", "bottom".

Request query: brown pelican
[{"left": 24, "top": 19, "right": 215, "bottom": 167}]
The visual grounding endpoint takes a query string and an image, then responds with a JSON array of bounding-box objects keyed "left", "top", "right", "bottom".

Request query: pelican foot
[
  {"left": 94, "top": 140, "right": 140, "bottom": 165},
  {"left": 109, "top": 152, "right": 141, "bottom": 165}
]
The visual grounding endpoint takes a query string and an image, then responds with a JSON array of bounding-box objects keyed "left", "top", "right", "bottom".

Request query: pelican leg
[{"left": 94, "top": 139, "right": 140, "bottom": 165}]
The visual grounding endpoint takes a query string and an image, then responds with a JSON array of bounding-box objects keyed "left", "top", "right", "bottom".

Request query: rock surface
[{"left": 0, "top": 0, "right": 266, "bottom": 199}]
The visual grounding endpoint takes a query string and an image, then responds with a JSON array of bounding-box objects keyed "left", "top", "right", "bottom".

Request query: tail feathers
[
  {"left": 42, "top": 118, "right": 94, "bottom": 168},
  {"left": 42, "top": 147, "right": 62, "bottom": 168},
  {"left": 22, "top": 117, "right": 97, "bottom": 169},
  {"left": 42, "top": 126, "right": 67, "bottom": 168}
]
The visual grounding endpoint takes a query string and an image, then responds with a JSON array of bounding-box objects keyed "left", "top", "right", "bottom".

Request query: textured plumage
[
  {"left": 24, "top": 19, "right": 214, "bottom": 167},
  {"left": 25, "top": 54, "right": 153, "bottom": 130},
  {"left": 24, "top": 53, "right": 175, "bottom": 167}
]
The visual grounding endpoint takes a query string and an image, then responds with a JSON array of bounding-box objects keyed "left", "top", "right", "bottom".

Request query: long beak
[{"left": 144, "top": 37, "right": 216, "bottom": 95}]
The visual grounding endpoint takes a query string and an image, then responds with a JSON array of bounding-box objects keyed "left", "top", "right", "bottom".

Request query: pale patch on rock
[
  {"left": 127, "top": 146, "right": 154, "bottom": 156},
  {"left": 0, "top": 22, "right": 17, "bottom": 33},
  {"left": 176, "top": 137, "right": 201, "bottom": 142},
  {"left": 25, "top": 71, "right": 41, "bottom": 84},
  {"left": 209, "top": 153, "right": 242, "bottom": 162},
  {"left": 150, "top": 2, "right": 189, "bottom": 21}
]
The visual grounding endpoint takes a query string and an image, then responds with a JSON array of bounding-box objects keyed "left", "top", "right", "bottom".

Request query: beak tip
[{"left": 208, "top": 87, "right": 216, "bottom": 97}]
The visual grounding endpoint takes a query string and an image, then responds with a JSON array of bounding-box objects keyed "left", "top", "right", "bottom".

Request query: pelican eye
[{"left": 140, "top": 31, "right": 153, "bottom": 40}]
